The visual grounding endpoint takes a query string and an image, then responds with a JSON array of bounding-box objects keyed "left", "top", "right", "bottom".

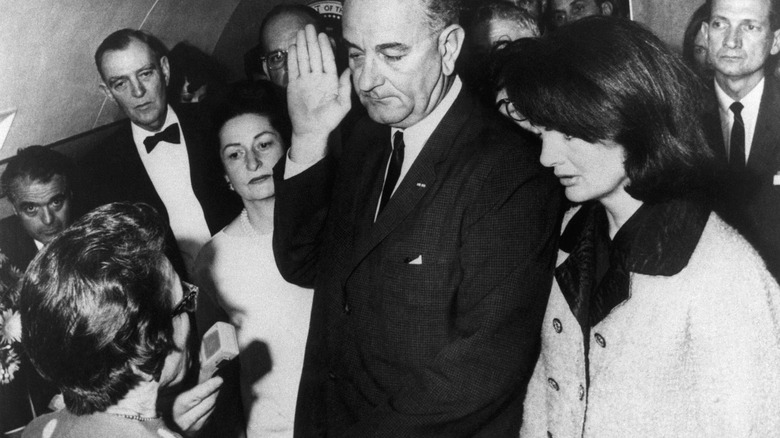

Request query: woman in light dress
[{"left": 195, "top": 97, "right": 313, "bottom": 438}]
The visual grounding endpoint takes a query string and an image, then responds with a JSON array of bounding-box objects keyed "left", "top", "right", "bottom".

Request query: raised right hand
[{"left": 287, "top": 24, "right": 352, "bottom": 164}]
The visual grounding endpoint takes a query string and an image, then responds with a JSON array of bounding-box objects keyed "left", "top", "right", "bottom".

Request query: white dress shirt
[
  {"left": 284, "top": 76, "right": 464, "bottom": 219},
  {"left": 715, "top": 77, "right": 764, "bottom": 164},
  {"left": 132, "top": 105, "right": 212, "bottom": 276}
]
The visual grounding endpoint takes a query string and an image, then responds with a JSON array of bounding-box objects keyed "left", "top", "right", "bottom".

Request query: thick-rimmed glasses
[
  {"left": 171, "top": 281, "right": 199, "bottom": 317},
  {"left": 260, "top": 50, "right": 288, "bottom": 71},
  {"left": 495, "top": 98, "right": 528, "bottom": 122}
]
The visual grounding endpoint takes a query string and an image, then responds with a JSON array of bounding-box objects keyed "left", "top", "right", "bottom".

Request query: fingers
[
  {"left": 287, "top": 42, "right": 299, "bottom": 80},
  {"left": 320, "top": 33, "right": 337, "bottom": 75},
  {"left": 338, "top": 69, "right": 353, "bottom": 109},
  {"left": 306, "top": 25, "right": 323, "bottom": 74}
]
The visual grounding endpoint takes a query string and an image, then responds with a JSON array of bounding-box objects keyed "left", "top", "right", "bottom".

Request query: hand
[
  {"left": 287, "top": 24, "right": 352, "bottom": 163},
  {"left": 171, "top": 376, "right": 223, "bottom": 437}
]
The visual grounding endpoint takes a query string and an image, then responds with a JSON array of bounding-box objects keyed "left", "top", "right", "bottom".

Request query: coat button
[
  {"left": 552, "top": 318, "right": 562, "bottom": 333},
  {"left": 594, "top": 333, "right": 606, "bottom": 348},
  {"left": 328, "top": 371, "right": 337, "bottom": 380},
  {"left": 547, "top": 378, "right": 559, "bottom": 391},
  {"left": 578, "top": 384, "right": 585, "bottom": 401}
]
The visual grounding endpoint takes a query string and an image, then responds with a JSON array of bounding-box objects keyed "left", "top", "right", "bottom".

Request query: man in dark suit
[
  {"left": 702, "top": 0, "right": 780, "bottom": 280},
  {"left": 0, "top": 145, "right": 72, "bottom": 433},
  {"left": 272, "top": 0, "right": 562, "bottom": 435},
  {"left": 0, "top": 146, "right": 76, "bottom": 272},
  {"left": 82, "top": 29, "right": 240, "bottom": 278}
]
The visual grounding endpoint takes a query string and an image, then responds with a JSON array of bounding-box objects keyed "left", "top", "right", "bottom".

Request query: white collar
[
  {"left": 391, "top": 76, "right": 462, "bottom": 150},
  {"left": 131, "top": 105, "right": 180, "bottom": 153},
  {"left": 715, "top": 77, "right": 764, "bottom": 115}
]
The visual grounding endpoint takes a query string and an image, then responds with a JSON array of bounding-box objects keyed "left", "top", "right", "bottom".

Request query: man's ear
[
  {"left": 160, "top": 55, "right": 171, "bottom": 86},
  {"left": 771, "top": 28, "right": 780, "bottom": 56},
  {"left": 600, "top": 1, "right": 614, "bottom": 16},
  {"left": 438, "top": 24, "right": 465, "bottom": 77},
  {"left": 99, "top": 80, "right": 115, "bottom": 102}
]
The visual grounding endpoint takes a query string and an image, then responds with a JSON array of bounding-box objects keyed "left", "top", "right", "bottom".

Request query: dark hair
[
  {"left": 215, "top": 82, "right": 292, "bottom": 150},
  {"left": 95, "top": 29, "right": 169, "bottom": 80},
  {"left": 20, "top": 202, "right": 176, "bottom": 415},
  {"left": 502, "top": 17, "right": 713, "bottom": 202},
  {"left": 683, "top": 4, "right": 710, "bottom": 67},
  {"left": 1, "top": 146, "right": 74, "bottom": 202},
  {"left": 259, "top": 4, "right": 324, "bottom": 51},
  {"left": 472, "top": 0, "right": 539, "bottom": 38},
  {"left": 706, "top": 0, "right": 780, "bottom": 31}
]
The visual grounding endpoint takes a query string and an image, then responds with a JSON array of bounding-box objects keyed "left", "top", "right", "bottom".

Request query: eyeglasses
[
  {"left": 171, "top": 281, "right": 199, "bottom": 317},
  {"left": 260, "top": 50, "right": 288, "bottom": 71},
  {"left": 495, "top": 98, "right": 528, "bottom": 122}
]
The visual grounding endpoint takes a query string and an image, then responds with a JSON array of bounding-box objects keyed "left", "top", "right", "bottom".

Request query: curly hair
[{"left": 20, "top": 202, "right": 176, "bottom": 415}]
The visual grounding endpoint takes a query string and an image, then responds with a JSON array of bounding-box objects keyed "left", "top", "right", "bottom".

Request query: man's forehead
[
  {"left": 553, "top": 0, "right": 594, "bottom": 9},
  {"left": 11, "top": 175, "right": 68, "bottom": 202},
  {"left": 101, "top": 39, "right": 157, "bottom": 75},
  {"left": 343, "top": 0, "right": 429, "bottom": 45},
  {"left": 263, "top": 14, "right": 312, "bottom": 51},
  {"left": 712, "top": 0, "right": 772, "bottom": 19}
]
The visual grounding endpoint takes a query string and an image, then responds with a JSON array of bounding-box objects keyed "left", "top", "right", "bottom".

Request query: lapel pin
[{"left": 416, "top": 182, "right": 426, "bottom": 188}]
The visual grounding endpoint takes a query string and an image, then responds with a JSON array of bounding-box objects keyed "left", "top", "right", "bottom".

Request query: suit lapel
[
  {"left": 747, "top": 79, "right": 780, "bottom": 174},
  {"left": 347, "top": 88, "right": 475, "bottom": 271}
]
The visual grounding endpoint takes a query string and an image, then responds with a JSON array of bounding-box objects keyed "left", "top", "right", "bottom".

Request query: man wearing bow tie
[{"left": 83, "top": 29, "right": 240, "bottom": 278}]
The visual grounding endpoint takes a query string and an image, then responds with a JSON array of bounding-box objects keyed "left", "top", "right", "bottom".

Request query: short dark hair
[
  {"left": 706, "top": 0, "right": 780, "bottom": 30},
  {"left": 502, "top": 17, "right": 713, "bottom": 203},
  {"left": 259, "top": 4, "right": 323, "bottom": 51},
  {"left": 95, "top": 29, "right": 168, "bottom": 80},
  {"left": 20, "top": 202, "right": 176, "bottom": 415},
  {"left": 1, "top": 146, "right": 74, "bottom": 203},
  {"left": 215, "top": 83, "right": 292, "bottom": 150}
]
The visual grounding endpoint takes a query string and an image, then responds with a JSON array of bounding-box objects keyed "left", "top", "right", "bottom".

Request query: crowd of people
[{"left": 2, "top": 0, "right": 780, "bottom": 436}]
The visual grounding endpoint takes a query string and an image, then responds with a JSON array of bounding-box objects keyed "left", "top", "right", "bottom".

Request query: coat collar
[{"left": 556, "top": 199, "right": 710, "bottom": 328}]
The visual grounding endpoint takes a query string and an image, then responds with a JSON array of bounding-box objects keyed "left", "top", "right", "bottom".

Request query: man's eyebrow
[
  {"left": 107, "top": 63, "right": 155, "bottom": 83},
  {"left": 343, "top": 38, "right": 410, "bottom": 52}
]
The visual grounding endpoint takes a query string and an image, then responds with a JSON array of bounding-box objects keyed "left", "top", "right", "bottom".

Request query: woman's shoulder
[{"left": 22, "top": 410, "right": 180, "bottom": 438}]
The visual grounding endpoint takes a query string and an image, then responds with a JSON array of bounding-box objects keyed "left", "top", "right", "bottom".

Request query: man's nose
[
  {"left": 723, "top": 26, "right": 742, "bottom": 49},
  {"left": 356, "top": 57, "right": 382, "bottom": 92},
  {"left": 130, "top": 79, "right": 146, "bottom": 98},
  {"left": 40, "top": 207, "right": 55, "bottom": 226}
]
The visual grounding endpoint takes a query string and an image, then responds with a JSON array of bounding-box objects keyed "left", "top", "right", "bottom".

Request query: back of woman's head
[
  {"left": 503, "top": 17, "right": 713, "bottom": 202},
  {"left": 19, "top": 202, "right": 174, "bottom": 415}
]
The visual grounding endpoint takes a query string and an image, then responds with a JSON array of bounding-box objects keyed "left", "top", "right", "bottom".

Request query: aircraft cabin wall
[{"left": 0, "top": 0, "right": 701, "bottom": 219}]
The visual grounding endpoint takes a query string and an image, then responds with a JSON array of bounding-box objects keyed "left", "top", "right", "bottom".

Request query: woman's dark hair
[
  {"left": 20, "top": 202, "right": 175, "bottom": 415},
  {"left": 682, "top": 4, "right": 710, "bottom": 73},
  {"left": 215, "top": 81, "right": 292, "bottom": 150},
  {"left": 501, "top": 17, "right": 713, "bottom": 202}
]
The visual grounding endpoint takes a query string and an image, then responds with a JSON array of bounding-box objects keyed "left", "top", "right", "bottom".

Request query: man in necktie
[
  {"left": 701, "top": 0, "right": 780, "bottom": 280},
  {"left": 272, "top": 0, "right": 562, "bottom": 435},
  {"left": 82, "top": 29, "right": 240, "bottom": 279}
]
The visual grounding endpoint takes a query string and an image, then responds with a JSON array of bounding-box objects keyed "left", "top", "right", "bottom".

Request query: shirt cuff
[{"left": 283, "top": 149, "right": 322, "bottom": 179}]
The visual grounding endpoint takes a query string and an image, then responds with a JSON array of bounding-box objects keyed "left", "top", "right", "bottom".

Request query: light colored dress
[{"left": 195, "top": 220, "right": 313, "bottom": 438}]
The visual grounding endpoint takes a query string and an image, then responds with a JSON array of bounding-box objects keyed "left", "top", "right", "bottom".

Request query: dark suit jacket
[
  {"left": 81, "top": 104, "right": 241, "bottom": 277},
  {"left": 0, "top": 215, "right": 37, "bottom": 272},
  {"left": 274, "top": 88, "right": 562, "bottom": 437},
  {"left": 703, "top": 77, "right": 780, "bottom": 280},
  {"left": 0, "top": 216, "right": 59, "bottom": 433}
]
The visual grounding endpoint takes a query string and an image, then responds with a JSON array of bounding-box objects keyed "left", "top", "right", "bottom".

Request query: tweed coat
[
  {"left": 273, "top": 87, "right": 562, "bottom": 437},
  {"left": 520, "top": 202, "right": 780, "bottom": 438}
]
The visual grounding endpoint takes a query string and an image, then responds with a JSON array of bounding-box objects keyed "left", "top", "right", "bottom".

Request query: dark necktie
[
  {"left": 144, "top": 123, "right": 181, "bottom": 153},
  {"left": 729, "top": 102, "right": 745, "bottom": 169},
  {"left": 378, "top": 131, "right": 405, "bottom": 215}
]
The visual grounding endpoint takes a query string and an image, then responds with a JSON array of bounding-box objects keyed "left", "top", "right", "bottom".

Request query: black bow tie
[{"left": 144, "top": 123, "right": 181, "bottom": 153}]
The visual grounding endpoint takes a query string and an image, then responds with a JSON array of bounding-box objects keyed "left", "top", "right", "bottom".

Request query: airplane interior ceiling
[{"left": 0, "top": 0, "right": 697, "bottom": 163}]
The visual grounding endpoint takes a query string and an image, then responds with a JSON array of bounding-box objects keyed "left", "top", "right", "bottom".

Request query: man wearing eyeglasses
[
  {"left": 259, "top": 4, "right": 325, "bottom": 88},
  {"left": 272, "top": 0, "right": 562, "bottom": 436}
]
